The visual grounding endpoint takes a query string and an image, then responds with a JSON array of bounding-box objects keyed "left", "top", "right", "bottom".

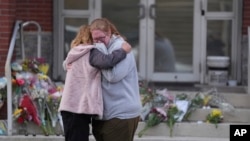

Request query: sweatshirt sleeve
[
  {"left": 89, "top": 48, "right": 126, "bottom": 69},
  {"left": 101, "top": 53, "right": 135, "bottom": 83}
]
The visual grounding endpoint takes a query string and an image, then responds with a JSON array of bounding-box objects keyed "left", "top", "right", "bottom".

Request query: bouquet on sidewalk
[
  {"left": 9, "top": 57, "right": 63, "bottom": 135},
  {"left": 139, "top": 82, "right": 185, "bottom": 137}
]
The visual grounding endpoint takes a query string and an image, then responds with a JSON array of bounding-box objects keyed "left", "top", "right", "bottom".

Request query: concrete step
[
  {"left": 135, "top": 122, "right": 233, "bottom": 138},
  {"left": 0, "top": 135, "right": 229, "bottom": 141},
  {"left": 170, "top": 91, "right": 250, "bottom": 108},
  {"left": 1, "top": 91, "right": 248, "bottom": 141},
  {"left": 1, "top": 121, "right": 244, "bottom": 138},
  {"left": 187, "top": 108, "right": 250, "bottom": 123}
]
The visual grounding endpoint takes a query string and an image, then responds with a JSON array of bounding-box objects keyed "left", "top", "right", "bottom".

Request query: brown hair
[
  {"left": 90, "top": 18, "right": 126, "bottom": 39},
  {"left": 70, "top": 25, "right": 93, "bottom": 48}
]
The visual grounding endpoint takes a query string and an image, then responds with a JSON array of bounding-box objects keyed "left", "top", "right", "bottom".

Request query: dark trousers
[
  {"left": 92, "top": 116, "right": 140, "bottom": 141},
  {"left": 61, "top": 111, "right": 92, "bottom": 141}
]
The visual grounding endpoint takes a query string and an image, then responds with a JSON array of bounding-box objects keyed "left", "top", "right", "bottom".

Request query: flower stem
[{"left": 138, "top": 126, "right": 149, "bottom": 137}]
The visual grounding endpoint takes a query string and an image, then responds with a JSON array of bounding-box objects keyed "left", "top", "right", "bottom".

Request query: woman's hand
[{"left": 122, "top": 42, "right": 132, "bottom": 53}]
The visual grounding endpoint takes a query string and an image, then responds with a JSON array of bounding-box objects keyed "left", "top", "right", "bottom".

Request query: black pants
[{"left": 61, "top": 111, "right": 92, "bottom": 141}]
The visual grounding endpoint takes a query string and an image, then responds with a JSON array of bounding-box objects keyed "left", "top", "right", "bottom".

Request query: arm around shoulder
[{"left": 89, "top": 48, "right": 127, "bottom": 69}]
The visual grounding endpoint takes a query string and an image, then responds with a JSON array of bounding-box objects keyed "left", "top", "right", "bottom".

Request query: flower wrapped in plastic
[
  {"left": 204, "top": 88, "right": 235, "bottom": 114},
  {"left": 165, "top": 103, "right": 182, "bottom": 137},
  {"left": 138, "top": 107, "right": 167, "bottom": 137},
  {"left": 206, "top": 108, "right": 223, "bottom": 128},
  {"left": 0, "top": 77, "right": 7, "bottom": 110}
]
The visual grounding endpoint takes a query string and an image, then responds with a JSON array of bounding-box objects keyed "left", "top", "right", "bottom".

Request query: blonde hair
[
  {"left": 70, "top": 25, "right": 93, "bottom": 48},
  {"left": 90, "top": 18, "right": 126, "bottom": 40}
]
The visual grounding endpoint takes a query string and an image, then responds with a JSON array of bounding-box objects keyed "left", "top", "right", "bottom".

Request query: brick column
[
  {"left": 0, "top": 0, "right": 16, "bottom": 76},
  {"left": 243, "top": 0, "right": 250, "bottom": 35}
]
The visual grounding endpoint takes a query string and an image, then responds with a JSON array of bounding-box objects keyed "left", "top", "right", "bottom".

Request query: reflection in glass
[
  {"left": 64, "top": 18, "right": 88, "bottom": 59},
  {"left": 207, "top": 20, "right": 232, "bottom": 57},
  {"left": 64, "top": 0, "right": 88, "bottom": 10},
  {"left": 155, "top": 0, "right": 194, "bottom": 73},
  {"left": 207, "top": 0, "right": 233, "bottom": 12},
  {"left": 102, "top": 0, "right": 140, "bottom": 70}
]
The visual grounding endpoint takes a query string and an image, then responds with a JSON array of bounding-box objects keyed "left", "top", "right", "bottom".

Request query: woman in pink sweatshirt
[{"left": 58, "top": 25, "right": 131, "bottom": 141}]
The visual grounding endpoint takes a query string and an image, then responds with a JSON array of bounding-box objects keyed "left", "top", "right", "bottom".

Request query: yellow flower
[
  {"left": 206, "top": 109, "right": 223, "bottom": 128},
  {"left": 211, "top": 109, "right": 222, "bottom": 117},
  {"left": 38, "top": 73, "right": 49, "bottom": 80},
  {"left": 38, "top": 64, "right": 49, "bottom": 74},
  {"left": 13, "top": 108, "right": 23, "bottom": 117},
  {"left": 203, "top": 95, "right": 212, "bottom": 106}
]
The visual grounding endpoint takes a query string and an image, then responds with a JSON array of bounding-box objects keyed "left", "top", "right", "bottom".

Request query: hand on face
[{"left": 91, "top": 29, "right": 110, "bottom": 45}]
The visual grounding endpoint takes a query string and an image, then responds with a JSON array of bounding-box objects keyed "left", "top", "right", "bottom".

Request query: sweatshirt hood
[{"left": 65, "top": 44, "right": 94, "bottom": 64}]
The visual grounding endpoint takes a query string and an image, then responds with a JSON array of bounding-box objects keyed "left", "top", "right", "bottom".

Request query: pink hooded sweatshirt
[{"left": 58, "top": 44, "right": 103, "bottom": 118}]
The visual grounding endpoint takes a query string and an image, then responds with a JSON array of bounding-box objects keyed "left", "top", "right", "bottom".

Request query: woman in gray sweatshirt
[{"left": 89, "top": 18, "right": 142, "bottom": 141}]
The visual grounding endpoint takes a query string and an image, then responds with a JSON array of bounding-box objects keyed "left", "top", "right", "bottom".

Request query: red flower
[
  {"left": 19, "top": 94, "right": 41, "bottom": 126},
  {"left": 17, "top": 117, "right": 25, "bottom": 124}
]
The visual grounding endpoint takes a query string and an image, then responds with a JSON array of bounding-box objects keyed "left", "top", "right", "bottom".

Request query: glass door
[
  {"left": 53, "top": 0, "right": 101, "bottom": 80},
  {"left": 102, "top": 0, "right": 201, "bottom": 83},
  {"left": 146, "top": 0, "right": 201, "bottom": 82}
]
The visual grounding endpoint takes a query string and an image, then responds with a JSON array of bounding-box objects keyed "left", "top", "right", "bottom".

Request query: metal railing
[
  {"left": 248, "top": 26, "right": 250, "bottom": 94},
  {"left": 5, "top": 20, "right": 42, "bottom": 135}
]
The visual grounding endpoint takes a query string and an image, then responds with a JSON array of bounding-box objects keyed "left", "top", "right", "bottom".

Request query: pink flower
[
  {"left": 16, "top": 79, "right": 25, "bottom": 86},
  {"left": 152, "top": 107, "right": 167, "bottom": 120}
]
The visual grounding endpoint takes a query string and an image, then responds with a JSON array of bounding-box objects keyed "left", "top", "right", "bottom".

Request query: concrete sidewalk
[{"left": 0, "top": 135, "right": 229, "bottom": 141}]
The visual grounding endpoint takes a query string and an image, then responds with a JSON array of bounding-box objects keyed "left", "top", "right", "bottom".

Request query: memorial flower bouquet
[
  {"left": 10, "top": 58, "right": 62, "bottom": 135},
  {"left": 206, "top": 109, "right": 223, "bottom": 128},
  {"left": 138, "top": 107, "right": 167, "bottom": 137},
  {"left": 165, "top": 104, "right": 181, "bottom": 137},
  {"left": 139, "top": 82, "right": 183, "bottom": 137},
  {"left": 0, "top": 77, "right": 7, "bottom": 110}
]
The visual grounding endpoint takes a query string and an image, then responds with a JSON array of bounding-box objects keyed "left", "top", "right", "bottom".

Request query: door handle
[
  {"left": 201, "top": 0, "right": 206, "bottom": 16},
  {"left": 149, "top": 4, "right": 156, "bottom": 19},
  {"left": 138, "top": 4, "right": 146, "bottom": 19}
]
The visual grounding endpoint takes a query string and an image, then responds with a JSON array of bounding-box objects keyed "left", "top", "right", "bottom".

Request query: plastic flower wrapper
[
  {"left": 0, "top": 77, "right": 7, "bottom": 89},
  {"left": 175, "top": 100, "right": 189, "bottom": 122},
  {"left": 165, "top": 103, "right": 182, "bottom": 137},
  {"left": 46, "top": 89, "right": 61, "bottom": 128},
  {"left": 11, "top": 62, "right": 23, "bottom": 72},
  {"left": 0, "top": 77, "right": 7, "bottom": 110},
  {"left": 154, "top": 88, "right": 174, "bottom": 107},
  {"left": 12, "top": 72, "right": 27, "bottom": 110},
  {"left": 12, "top": 94, "right": 41, "bottom": 135},
  {"left": 206, "top": 109, "right": 223, "bottom": 128},
  {"left": 140, "top": 102, "right": 153, "bottom": 121},
  {"left": 204, "top": 88, "right": 235, "bottom": 114},
  {"left": 138, "top": 107, "right": 167, "bottom": 137},
  {"left": 18, "top": 94, "right": 41, "bottom": 126},
  {"left": 140, "top": 82, "right": 155, "bottom": 106},
  {"left": 30, "top": 88, "right": 49, "bottom": 135},
  {"left": 183, "top": 92, "right": 204, "bottom": 121},
  {"left": 0, "top": 121, "right": 7, "bottom": 135}
]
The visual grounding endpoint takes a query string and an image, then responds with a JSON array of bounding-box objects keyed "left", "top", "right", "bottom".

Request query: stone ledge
[{"left": 0, "top": 135, "right": 229, "bottom": 141}]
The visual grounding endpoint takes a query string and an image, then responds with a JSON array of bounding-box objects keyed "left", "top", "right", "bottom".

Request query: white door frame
[
  {"left": 140, "top": 0, "right": 201, "bottom": 83},
  {"left": 200, "top": 0, "right": 241, "bottom": 84},
  {"left": 53, "top": 0, "right": 101, "bottom": 80}
]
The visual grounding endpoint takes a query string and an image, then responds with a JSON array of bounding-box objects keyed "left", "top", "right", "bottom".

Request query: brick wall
[
  {"left": 0, "top": 0, "right": 52, "bottom": 76},
  {"left": 16, "top": 0, "right": 53, "bottom": 32},
  {"left": 243, "top": 0, "right": 250, "bottom": 35},
  {"left": 0, "top": 0, "right": 16, "bottom": 76}
]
